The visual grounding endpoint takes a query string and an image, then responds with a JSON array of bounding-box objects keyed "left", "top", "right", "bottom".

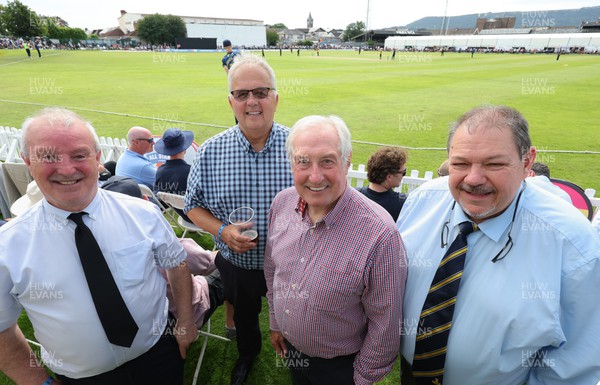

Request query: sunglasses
[
  {"left": 397, "top": 169, "right": 407, "bottom": 176},
  {"left": 137, "top": 138, "right": 154, "bottom": 144},
  {"left": 230, "top": 87, "right": 274, "bottom": 101}
]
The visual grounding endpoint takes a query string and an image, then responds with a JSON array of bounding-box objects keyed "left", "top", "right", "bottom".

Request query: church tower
[{"left": 307, "top": 12, "right": 314, "bottom": 28}]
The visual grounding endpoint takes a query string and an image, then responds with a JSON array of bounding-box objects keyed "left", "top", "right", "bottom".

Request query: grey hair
[
  {"left": 286, "top": 115, "right": 352, "bottom": 166},
  {"left": 227, "top": 54, "right": 277, "bottom": 94},
  {"left": 447, "top": 105, "right": 531, "bottom": 159},
  {"left": 21, "top": 107, "right": 100, "bottom": 158}
]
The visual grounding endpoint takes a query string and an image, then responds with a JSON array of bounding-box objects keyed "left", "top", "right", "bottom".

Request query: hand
[
  {"left": 173, "top": 318, "right": 198, "bottom": 359},
  {"left": 221, "top": 224, "right": 258, "bottom": 254},
  {"left": 270, "top": 330, "right": 287, "bottom": 358}
]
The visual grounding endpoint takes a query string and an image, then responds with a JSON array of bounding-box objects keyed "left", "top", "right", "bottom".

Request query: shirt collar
[
  {"left": 42, "top": 189, "right": 102, "bottom": 224},
  {"left": 294, "top": 183, "right": 351, "bottom": 227},
  {"left": 234, "top": 123, "right": 278, "bottom": 154}
]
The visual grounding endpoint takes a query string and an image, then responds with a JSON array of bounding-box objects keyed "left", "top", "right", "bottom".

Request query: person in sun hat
[
  {"left": 10, "top": 180, "right": 43, "bottom": 217},
  {"left": 153, "top": 128, "right": 194, "bottom": 222}
]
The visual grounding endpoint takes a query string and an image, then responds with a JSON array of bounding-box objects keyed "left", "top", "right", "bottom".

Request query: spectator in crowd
[
  {"left": 265, "top": 115, "right": 406, "bottom": 385},
  {"left": 115, "top": 126, "right": 156, "bottom": 188},
  {"left": 97, "top": 162, "right": 112, "bottom": 183},
  {"left": 0, "top": 107, "right": 197, "bottom": 384},
  {"left": 103, "top": 160, "right": 116, "bottom": 176},
  {"left": 357, "top": 146, "right": 408, "bottom": 221},
  {"left": 185, "top": 54, "right": 293, "bottom": 385},
  {"left": 397, "top": 105, "right": 600, "bottom": 385},
  {"left": 153, "top": 128, "right": 194, "bottom": 221},
  {"left": 437, "top": 159, "right": 449, "bottom": 177},
  {"left": 222, "top": 39, "right": 238, "bottom": 74},
  {"left": 527, "top": 161, "right": 572, "bottom": 203}
]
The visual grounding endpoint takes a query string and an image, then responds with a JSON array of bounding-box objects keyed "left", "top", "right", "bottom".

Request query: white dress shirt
[
  {"left": 397, "top": 177, "right": 600, "bottom": 385},
  {"left": 0, "top": 189, "right": 186, "bottom": 378}
]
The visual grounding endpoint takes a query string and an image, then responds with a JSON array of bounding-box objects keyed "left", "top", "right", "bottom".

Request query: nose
[
  {"left": 55, "top": 158, "right": 78, "bottom": 175},
  {"left": 307, "top": 163, "right": 325, "bottom": 184},
  {"left": 462, "top": 164, "right": 487, "bottom": 186}
]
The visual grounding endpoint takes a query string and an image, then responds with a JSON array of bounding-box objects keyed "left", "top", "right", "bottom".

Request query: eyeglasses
[
  {"left": 397, "top": 169, "right": 407, "bottom": 177},
  {"left": 440, "top": 182, "right": 526, "bottom": 263},
  {"left": 137, "top": 138, "right": 154, "bottom": 144},
  {"left": 230, "top": 87, "right": 274, "bottom": 101}
]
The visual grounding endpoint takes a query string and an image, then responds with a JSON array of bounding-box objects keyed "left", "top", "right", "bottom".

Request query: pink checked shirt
[{"left": 265, "top": 186, "right": 407, "bottom": 385}]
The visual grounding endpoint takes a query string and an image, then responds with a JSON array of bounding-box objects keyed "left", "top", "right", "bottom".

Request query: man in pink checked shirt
[{"left": 264, "top": 115, "right": 407, "bottom": 385}]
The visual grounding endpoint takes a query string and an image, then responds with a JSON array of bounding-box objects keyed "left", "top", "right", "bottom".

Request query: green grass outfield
[
  {"left": 0, "top": 48, "right": 598, "bottom": 385},
  {"left": 1, "top": 48, "right": 599, "bottom": 192}
]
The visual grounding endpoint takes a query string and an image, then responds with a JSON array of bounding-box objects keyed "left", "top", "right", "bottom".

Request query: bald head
[{"left": 126, "top": 126, "right": 154, "bottom": 155}]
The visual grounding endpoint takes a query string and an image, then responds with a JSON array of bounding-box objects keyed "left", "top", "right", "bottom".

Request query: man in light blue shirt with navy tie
[{"left": 397, "top": 105, "right": 600, "bottom": 385}]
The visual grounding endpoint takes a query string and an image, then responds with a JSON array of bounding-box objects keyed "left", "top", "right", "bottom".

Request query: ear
[{"left": 522, "top": 146, "right": 536, "bottom": 177}]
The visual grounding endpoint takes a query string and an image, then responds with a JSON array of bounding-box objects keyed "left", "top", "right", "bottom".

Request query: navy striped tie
[{"left": 412, "top": 221, "right": 478, "bottom": 384}]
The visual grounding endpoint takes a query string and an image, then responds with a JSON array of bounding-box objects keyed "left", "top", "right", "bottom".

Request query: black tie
[
  {"left": 412, "top": 221, "right": 478, "bottom": 384},
  {"left": 68, "top": 212, "right": 139, "bottom": 347}
]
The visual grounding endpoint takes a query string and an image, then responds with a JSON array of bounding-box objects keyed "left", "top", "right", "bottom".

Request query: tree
[
  {"left": 137, "top": 14, "right": 186, "bottom": 46},
  {"left": 269, "top": 23, "right": 287, "bottom": 30},
  {"left": 342, "top": 21, "right": 366, "bottom": 42},
  {"left": 266, "top": 29, "right": 279, "bottom": 46},
  {"left": 1, "top": 0, "right": 43, "bottom": 37}
]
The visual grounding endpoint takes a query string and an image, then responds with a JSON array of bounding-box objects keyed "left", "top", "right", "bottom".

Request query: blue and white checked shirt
[{"left": 184, "top": 123, "right": 293, "bottom": 270}]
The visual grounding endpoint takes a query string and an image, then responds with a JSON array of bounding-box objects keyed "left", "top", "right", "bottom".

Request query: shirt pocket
[
  {"left": 111, "top": 239, "right": 153, "bottom": 288},
  {"left": 310, "top": 262, "right": 363, "bottom": 313}
]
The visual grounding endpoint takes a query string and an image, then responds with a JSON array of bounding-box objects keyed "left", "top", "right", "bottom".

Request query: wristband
[
  {"left": 42, "top": 376, "right": 54, "bottom": 385},
  {"left": 217, "top": 223, "right": 227, "bottom": 241}
]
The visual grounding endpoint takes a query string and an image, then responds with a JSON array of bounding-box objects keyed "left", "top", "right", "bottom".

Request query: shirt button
[
  {"left": 300, "top": 258, "right": 305, "bottom": 263},
  {"left": 291, "top": 284, "right": 296, "bottom": 289},
  {"left": 284, "top": 331, "right": 289, "bottom": 336},
  {"left": 285, "top": 309, "right": 290, "bottom": 314}
]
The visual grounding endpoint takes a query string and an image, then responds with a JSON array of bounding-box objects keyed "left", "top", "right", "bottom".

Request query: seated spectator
[
  {"left": 527, "top": 161, "right": 572, "bottom": 203},
  {"left": 437, "top": 159, "right": 449, "bottom": 177},
  {"left": 103, "top": 160, "right": 117, "bottom": 176},
  {"left": 97, "top": 162, "right": 112, "bottom": 183},
  {"left": 115, "top": 126, "right": 156, "bottom": 188},
  {"left": 101, "top": 175, "right": 144, "bottom": 199},
  {"left": 153, "top": 128, "right": 193, "bottom": 222},
  {"left": 357, "top": 146, "right": 407, "bottom": 221}
]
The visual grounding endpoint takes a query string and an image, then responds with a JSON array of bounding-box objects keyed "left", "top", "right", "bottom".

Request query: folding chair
[
  {"left": 138, "top": 184, "right": 177, "bottom": 224},
  {"left": 156, "top": 191, "right": 211, "bottom": 239},
  {"left": 192, "top": 319, "right": 231, "bottom": 385}
]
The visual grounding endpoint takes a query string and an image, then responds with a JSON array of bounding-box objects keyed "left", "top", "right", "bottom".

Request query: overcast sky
[{"left": 3, "top": 0, "right": 600, "bottom": 30}]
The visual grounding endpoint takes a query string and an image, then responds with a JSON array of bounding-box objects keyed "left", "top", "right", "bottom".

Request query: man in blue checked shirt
[{"left": 184, "top": 54, "right": 293, "bottom": 385}]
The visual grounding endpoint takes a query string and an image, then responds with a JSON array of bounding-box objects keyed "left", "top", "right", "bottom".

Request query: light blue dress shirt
[
  {"left": 0, "top": 189, "right": 185, "bottom": 378},
  {"left": 115, "top": 149, "right": 157, "bottom": 188},
  {"left": 397, "top": 177, "right": 600, "bottom": 385}
]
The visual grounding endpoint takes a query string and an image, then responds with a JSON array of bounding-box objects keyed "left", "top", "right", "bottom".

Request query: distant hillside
[{"left": 405, "top": 6, "right": 600, "bottom": 30}]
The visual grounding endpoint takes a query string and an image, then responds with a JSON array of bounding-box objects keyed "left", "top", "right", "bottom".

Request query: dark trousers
[
  {"left": 284, "top": 340, "right": 355, "bottom": 385},
  {"left": 400, "top": 356, "right": 417, "bottom": 385},
  {"left": 215, "top": 252, "right": 266, "bottom": 359},
  {"left": 201, "top": 269, "right": 225, "bottom": 327},
  {"left": 57, "top": 318, "right": 184, "bottom": 385}
]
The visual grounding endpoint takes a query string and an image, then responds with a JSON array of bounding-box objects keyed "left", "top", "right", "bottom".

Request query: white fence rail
[{"left": 1, "top": 125, "right": 599, "bottom": 212}]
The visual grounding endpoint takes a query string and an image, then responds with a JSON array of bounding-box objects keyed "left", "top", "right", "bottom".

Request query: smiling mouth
[
  {"left": 307, "top": 186, "right": 326, "bottom": 192},
  {"left": 55, "top": 180, "right": 79, "bottom": 185},
  {"left": 246, "top": 111, "right": 261, "bottom": 116}
]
